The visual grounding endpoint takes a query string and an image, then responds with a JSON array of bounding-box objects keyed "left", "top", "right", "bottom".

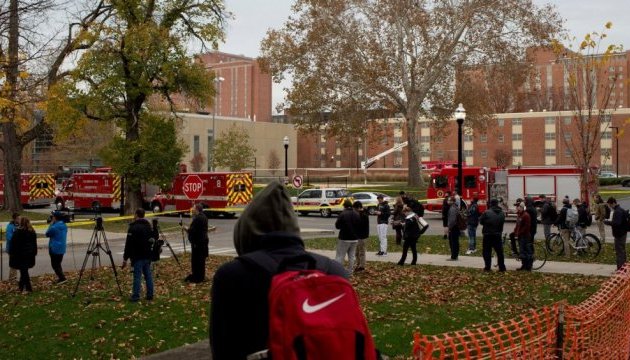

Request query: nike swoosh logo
[{"left": 302, "top": 293, "right": 346, "bottom": 314}]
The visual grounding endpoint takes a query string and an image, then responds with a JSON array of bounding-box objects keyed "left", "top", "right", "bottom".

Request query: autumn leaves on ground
[{"left": 0, "top": 251, "right": 605, "bottom": 359}]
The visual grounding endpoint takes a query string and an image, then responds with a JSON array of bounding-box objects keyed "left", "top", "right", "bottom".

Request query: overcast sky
[{"left": 221, "top": 0, "right": 630, "bottom": 113}]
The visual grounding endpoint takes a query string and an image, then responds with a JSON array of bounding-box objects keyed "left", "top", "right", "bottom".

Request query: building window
[
  {"left": 480, "top": 134, "right": 487, "bottom": 142},
  {"left": 498, "top": 119, "right": 505, "bottom": 127},
  {"left": 464, "top": 134, "right": 473, "bottom": 142},
  {"left": 498, "top": 134, "right": 504, "bottom": 143},
  {"left": 545, "top": 117, "right": 555, "bottom": 125},
  {"left": 512, "top": 149, "right": 523, "bottom": 156},
  {"left": 512, "top": 118, "right": 522, "bottom": 126},
  {"left": 512, "top": 133, "right": 522, "bottom": 141},
  {"left": 602, "top": 114, "right": 611, "bottom": 123},
  {"left": 463, "top": 150, "right": 473, "bottom": 157},
  {"left": 420, "top": 136, "right": 430, "bottom": 143},
  {"left": 193, "top": 135, "right": 200, "bottom": 155},
  {"left": 394, "top": 136, "right": 402, "bottom": 143},
  {"left": 420, "top": 122, "right": 429, "bottom": 128},
  {"left": 563, "top": 117, "right": 571, "bottom": 125},
  {"left": 435, "top": 136, "right": 443, "bottom": 144},
  {"left": 545, "top": 148, "right": 556, "bottom": 156},
  {"left": 545, "top": 132, "right": 555, "bottom": 140},
  {"left": 436, "top": 150, "right": 444, "bottom": 159},
  {"left": 563, "top": 132, "right": 571, "bottom": 141},
  {"left": 601, "top": 131, "right": 612, "bottom": 139},
  {"left": 565, "top": 149, "right": 572, "bottom": 157},
  {"left": 601, "top": 147, "right": 611, "bottom": 155},
  {"left": 480, "top": 149, "right": 488, "bottom": 158}
]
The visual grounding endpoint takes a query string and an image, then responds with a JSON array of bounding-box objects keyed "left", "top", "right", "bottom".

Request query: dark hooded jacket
[
  {"left": 210, "top": 181, "right": 347, "bottom": 360},
  {"left": 479, "top": 205, "right": 506, "bottom": 236}
]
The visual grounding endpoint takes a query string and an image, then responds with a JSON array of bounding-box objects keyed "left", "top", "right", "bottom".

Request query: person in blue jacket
[
  {"left": 45, "top": 211, "right": 68, "bottom": 284},
  {"left": 5, "top": 212, "right": 20, "bottom": 282}
]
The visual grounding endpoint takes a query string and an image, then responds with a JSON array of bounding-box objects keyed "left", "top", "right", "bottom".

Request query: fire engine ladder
[{"left": 360, "top": 141, "right": 408, "bottom": 169}]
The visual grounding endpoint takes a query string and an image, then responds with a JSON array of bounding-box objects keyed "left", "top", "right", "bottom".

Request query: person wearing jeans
[
  {"left": 397, "top": 206, "right": 422, "bottom": 265},
  {"left": 122, "top": 209, "right": 155, "bottom": 301},
  {"left": 604, "top": 197, "right": 628, "bottom": 270},
  {"left": 446, "top": 198, "right": 460, "bottom": 260},
  {"left": 375, "top": 195, "right": 391, "bottom": 256},
  {"left": 45, "top": 212, "right": 68, "bottom": 284},
  {"left": 353, "top": 201, "right": 370, "bottom": 272},
  {"left": 466, "top": 197, "right": 480, "bottom": 254},
  {"left": 479, "top": 199, "right": 506, "bottom": 272},
  {"left": 335, "top": 200, "right": 360, "bottom": 274}
]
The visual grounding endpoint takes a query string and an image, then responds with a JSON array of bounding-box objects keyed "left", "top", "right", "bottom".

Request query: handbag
[{"left": 416, "top": 216, "right": 429, "bottom": 234}]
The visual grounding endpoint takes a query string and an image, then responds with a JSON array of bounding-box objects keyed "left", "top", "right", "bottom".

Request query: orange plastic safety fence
[
  {"left": 412, "top": 264, "right": 630, "bottom": 360},
  {"left": 413, "top": 305, "right": 560, "bottom": 359},
  {"left": 562, "top": 265, "right": 630, "bottom": 360}
]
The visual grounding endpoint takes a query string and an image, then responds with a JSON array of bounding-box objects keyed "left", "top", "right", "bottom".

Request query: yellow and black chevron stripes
[
  {"left": 28, "top": 173, "right": 55, "bottom": 199},
  {"left": 112, "top": 175, "right": 121, "bottom": 201},
  {"left": 226, "top": 173, "right": 253, "bottom": 206}
]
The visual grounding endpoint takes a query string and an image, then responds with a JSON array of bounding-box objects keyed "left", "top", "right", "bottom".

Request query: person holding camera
[
  {"left": 46, "top": 211, "right": 68, "bottom": 284},
  {"left": 183, "top": 203, "right": 209, "bottom": 283},
  {"left": 122, "top": 208, "right": 154, "bottom": 302}
]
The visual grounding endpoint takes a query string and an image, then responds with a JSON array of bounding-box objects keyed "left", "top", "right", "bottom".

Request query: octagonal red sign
[{"left": 182, "top": 174, "right": 204, "bottom": 200}]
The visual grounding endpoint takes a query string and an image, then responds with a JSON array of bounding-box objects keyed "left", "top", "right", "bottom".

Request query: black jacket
[
  {"left": 9, "top": 228, "right": 37, "bottom": 269},
  {"left": 376, "top": 201, "right": 391, "bottom": 224},
  {"left": 556, "top": 204, "right": 572, "bottom": 230},
  {"left": 526, "top": 204, "right": 538, "bottom": 236},
  {"left": 479, "top": 206, "right": 506, "bottom": 236},
  {"left": 188, "top": 212, "right": 209, "bottom": 246},
  {"left": 607, "top": 205, "right": 628, "bottom": 238},
  {"left": 404, "top": 198, "right": 424, "bottom": 217},
  {"left": 123, "top": 218, "right": 153, "bottom": 262},
  {"left": 356, "top": 210, "right": 370, "bottom": 239},
  {"left": 210, "top": 234, "right": 347, "bottom": 360},
  {"left": 335, "top": 208, "right": 360, "bottom": 240},
  {"left": 577, "top": 204, "right": 590, "bottom": 227},
  {"left": 403, "top": 214, "right": 421, "bottom": 241}
]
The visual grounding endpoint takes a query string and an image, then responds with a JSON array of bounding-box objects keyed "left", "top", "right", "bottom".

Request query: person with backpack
[
  {"left": 575, "top": 198, "right": 591, "bottom": 236},
  {"left": 479, "top": 199, "right": 506, "bottom": 272},
  {"left": 397, "top": 205, "right": 424, "bottom": 266},
  {"left": 593, "top": 194, "right": 608, "bottom": 243},
  {"left": 555, "top": 197, "right": 574, "bottom": 258},
  {"left": 211, "top": 181, "right": 379, "bottom": 360},
  {"left": 335, "top": 199, "right": 361, "bottom": 274},
  {"left": 465, "top": 197, "right": 480, "bottom": 254},
  {"left": 354, "top": 201, "right": 370, "bottom": 272},
  {"left": 183, "top": 203, "right": 210, "bottom": 283},
  {"left": 604, "top": 197, "right": 628, "bottom": 270},
  {"left": 540, "top": 195, "right": 557, "bottom": 240},
  {"left": 122, "top": 208, "right": 154, "bottom": 302}
]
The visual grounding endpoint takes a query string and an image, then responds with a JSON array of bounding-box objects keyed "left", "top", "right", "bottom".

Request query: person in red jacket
[{"left": 511, "top": 203, "right": 533, "bottom": 271}]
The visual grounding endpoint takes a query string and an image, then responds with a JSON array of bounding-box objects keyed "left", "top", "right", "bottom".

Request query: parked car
[
  {"left": 622, "top": 178, "right": 630, "bottom": 187},
  {"left": 291, "top": 188, "right": 353, "bottom": 217},
  {"left": 599, "top": 171, "right": 618, "bottom": 178},
  {"left": 351, "top": 192, "right": 393, "bottom": 215}
]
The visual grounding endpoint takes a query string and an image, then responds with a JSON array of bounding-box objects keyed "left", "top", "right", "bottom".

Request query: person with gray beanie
[{"left": 210, "top": 181, "right": 347, "bottom": 360}]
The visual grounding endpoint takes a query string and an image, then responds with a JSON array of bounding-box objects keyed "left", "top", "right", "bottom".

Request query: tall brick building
[
  {"left": 197, "top": 51, "right": 272, "bottom": 122},
  {"left": 296, "top": 48, "right": 630, "bottom": 174}
]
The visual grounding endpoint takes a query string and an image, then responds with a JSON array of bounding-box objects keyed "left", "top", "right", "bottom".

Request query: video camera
[{"left": 47, "top": 210, "right": 73, "bottom": 224}]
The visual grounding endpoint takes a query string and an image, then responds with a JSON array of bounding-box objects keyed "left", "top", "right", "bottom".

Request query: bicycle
[
  {"left": 545, "top": 227, "right": 601, "bottom": 259},
  {"left": 501, "top": 233, "right": 548, "bottom": 270}
]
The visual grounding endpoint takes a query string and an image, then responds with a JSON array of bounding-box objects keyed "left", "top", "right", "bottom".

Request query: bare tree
[
  {"left": 554, "top": 24, "right": 623, "bottom": 201},
  {"left": 0, "top": 0, "right": 110, "bottom": 211},
  {"left": 493, "top": 148, "right": 513, "bottom": 169},
  {"left": 190, "top": 152, "right": 206, "bottom": 172},
  {"left": 261, "top": 0, "right": 562, "bottom": 186},
  {"left": 267, "top": 149, "right": 281, "bottom": 176}
]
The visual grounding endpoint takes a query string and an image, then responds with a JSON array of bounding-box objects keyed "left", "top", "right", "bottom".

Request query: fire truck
[
  {"left": 54, "top": 168, "right": 122, "bottom": 210},
  {"left": 0, "top": 173, "right": 55, "bottom": 207},
  {"left": 150, "top": 171, "right": 253, "bottom": 217},
  {"left": 425, "top": 166, "right": 583, "bottom": 213}
]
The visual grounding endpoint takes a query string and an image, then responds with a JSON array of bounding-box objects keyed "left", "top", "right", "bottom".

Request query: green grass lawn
[
  {"left": 0, "top": 254, "right": 605, "bottom": 359},
  {"left": 305, "top": 234, "right": 622, "bottom": 265}
]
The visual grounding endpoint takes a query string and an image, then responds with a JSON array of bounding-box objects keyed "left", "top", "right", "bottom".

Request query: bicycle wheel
[
  {"left": 532, "top": 240, "right": 547, "bottom": 270},
  {"left": 575, "top": 234, "right": 602, "bottom": 259},
  {"left": 546, "top": 233, "right": 564, "bottom": 256}
]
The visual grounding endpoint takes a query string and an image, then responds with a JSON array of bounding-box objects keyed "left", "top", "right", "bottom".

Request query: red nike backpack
[{"left": 239, "top": 252, "right": 377, "bottom": 360}]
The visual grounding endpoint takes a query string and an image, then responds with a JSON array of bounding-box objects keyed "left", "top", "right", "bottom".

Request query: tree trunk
[
  {"left": 405, "top": 109, "right": 424, "bottom": 188},
  {"left": 2, "top": 123, "right": 23, "bottom": 212},
  {"left": 126, "top": 187, "right": 144, "bottom": 214}
]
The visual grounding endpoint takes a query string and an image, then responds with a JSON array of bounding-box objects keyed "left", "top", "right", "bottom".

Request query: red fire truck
[
  {"left": 425, "top": 166, "right": 583, "bottom": 213},
  {"left": 0, "top": 173, "right": 55, "bottom": 207},
  {"left": 150, "top": 171, "right": 253, "bottom": 217},
  {"left": 54, "top": 168, "right": 122, "bottom": 210}
]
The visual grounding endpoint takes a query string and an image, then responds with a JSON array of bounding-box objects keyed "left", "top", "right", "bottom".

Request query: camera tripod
[
  {"left": 72, "top": 217, "right": 123, "bottom": 297},
  {"left": 152, "top": 218, "right": 182, "bottom": 269}
]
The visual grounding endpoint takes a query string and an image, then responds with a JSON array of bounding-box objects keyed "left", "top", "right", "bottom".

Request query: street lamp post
[
  {"left": 211, "top": 76, "right": 224, "bottom": 171},
  {"left": 611, "top": 126, "right": 619, "bottom": 177},
  {"left": 455, "top": 103, "right": 466, "bottom": 196},
  {"left": 283, "top": 136, "right": 289, "bottom": 183}
]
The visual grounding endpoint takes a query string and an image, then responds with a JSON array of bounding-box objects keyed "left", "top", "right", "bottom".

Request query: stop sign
[{"left": 182, "top": 175, "right": 204, "bottom": 200}]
